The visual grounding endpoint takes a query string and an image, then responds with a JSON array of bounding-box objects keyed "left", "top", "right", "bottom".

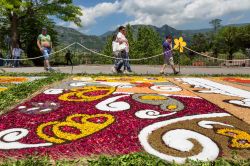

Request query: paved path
[{"left": 1, "top": 65, "right": 249, "bottom": 75}]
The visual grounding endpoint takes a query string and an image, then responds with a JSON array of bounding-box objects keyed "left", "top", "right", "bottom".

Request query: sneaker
[
  {"left": 112, "top": 66, "right": 117, "bottom": 73},
  {"left": 127, "top": 69, "right": 133, "bottom": 73},
  {"left": 123, "top": 70, "right": 133, "bottom": 74},
  {"left": 123, "top": 70, "right": 129, "bottom": 74},
  {"left": 117, "top": 69, "right": 123, "bottom": 74},
  {"left": 47, "top": 67, "right": 55, "bottom": 72}
]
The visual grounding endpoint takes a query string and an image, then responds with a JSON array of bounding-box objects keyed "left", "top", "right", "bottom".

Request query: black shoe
[
  {"left": 174, "top": 71, "right": 179, "bottom": 75},
  {"left": 127, "top": 69, "right": 132, "bottom": 73},
  {"left": 117, "top": 69, "right": 123, "bottom": 73}
]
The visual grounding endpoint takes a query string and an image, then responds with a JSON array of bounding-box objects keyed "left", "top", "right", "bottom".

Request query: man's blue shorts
[{"left": 42, "top": 47, "right": 51, "bottom": 60}]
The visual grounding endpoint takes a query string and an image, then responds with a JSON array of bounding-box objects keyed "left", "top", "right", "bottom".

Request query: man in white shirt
[
  {"left": 12, "top": 44, "right": 23, "bottom": 67},
  {"left": 116, "top": 26, "right": 132, "bottom": 73}
]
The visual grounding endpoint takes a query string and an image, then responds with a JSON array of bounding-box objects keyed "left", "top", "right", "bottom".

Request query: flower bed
[
  {"left": 0, "top": 76, "right": 46, "bottom": 92},
  {"left": 0, "top": 76, "right": 249, "bottom": 164}
]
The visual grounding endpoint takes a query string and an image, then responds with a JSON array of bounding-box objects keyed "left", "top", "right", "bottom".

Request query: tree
[
  {"left": 19, "top": 15, "right": 58, "bottom": 65},
  {"left": 102, "top": 35, "right": 114, "bottom": 64},
  {"left": 0, "top": 0, "right": 82, "bottom": 51},
  {"left": 216, "top": 26, "right": 240, "bottom": 60},
  {"left": 238, "top": 25, "right": 250, "bottom": 48},
  {"left": 209, "top": 19, "right": 222, "bottom": 59},
  {"left": 102, "top": 25, "right": 163, "bottom": 65},
  {"left": 190, "top": 33, "right": 209, "bottom": 52},
  {"left": 135, "top": 26, "right": 162, "bottom": 64},
  {"left": 209, "top": 19, "right": 222, "bottom": 32},
  {"left": 0, "top": 17, "right": 10, "bottom": 50},
  {"left": 126, "top": 24, "right": 135, "bottom": 57}
]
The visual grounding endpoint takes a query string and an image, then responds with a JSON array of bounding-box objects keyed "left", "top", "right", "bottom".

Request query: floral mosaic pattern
[
  {"left": 176, "top": 77, "right": 250, "bottom": 123},
  {"left": 0, "top": 76, "right": 46, "bottom": 92},
  {"left": 0, "top": 76, "right": 249, "bottom": 164},
  {"left": 222, "top": 77, "right": 250, "bottom": 87}
]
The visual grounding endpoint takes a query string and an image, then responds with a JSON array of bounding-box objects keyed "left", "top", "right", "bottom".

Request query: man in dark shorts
[
  {"left": 160, "top": 35, "right": 179, "bottom": 75},
  {"left": 65, "top": 50, "right": 73, "bottom": 65},
  {"left": 37, "top": 27, "right": 54, "bottom": 71}
]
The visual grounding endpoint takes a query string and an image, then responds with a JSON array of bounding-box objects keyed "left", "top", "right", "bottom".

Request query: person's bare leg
[
  {"left": 160, "top": 64, "right": 166, "bottom": 74},
  {"left": 44, "top": 60, "right": 47, "bottom": 70},
  {"left": 171, "top": 65, "right": 179, "bottom": 74},
  {"left": 45, "top": 60, "right": 50, "bottom": 68}
]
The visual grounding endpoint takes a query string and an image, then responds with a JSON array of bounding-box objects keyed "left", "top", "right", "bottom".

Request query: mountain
[
  {"left": 100, "top": 24, "right": 209, "bottom": 38},
  {"left": 56, "top": 23, "right": 249, "bottom": 50},
  {"left": 55, "top": 26, "right": 105, "bottom": 50},
  {"left": 99, "top": 24, "right": 210, "bottom": 43},
  {"left": 100, "top": 23, "right": 249, "bottom": 38}
]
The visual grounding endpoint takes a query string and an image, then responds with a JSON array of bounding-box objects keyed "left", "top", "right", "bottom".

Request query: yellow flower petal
[
  {"left": 181, "top": 41, "right": 187, "bottom": 47},
  {"left": 180, "top": 47, "right": 184, "bottom": 53},
  {"left": 174, "top": 37, "right": 187, "bottom": 52},
  {"left": 174, "top": 44, "right": 179, "bottom": 50},
  {"left": 174, "top": 39, "right": 180, "bottom": 46},
  {"left": 179, "top": 37, "right": 183, "bottom": 42}
]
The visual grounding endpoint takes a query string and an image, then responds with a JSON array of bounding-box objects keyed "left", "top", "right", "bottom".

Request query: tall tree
[
  {"left": 209, "top": 19, "right": 222, "bottom": 32},
  {"left": 19, "top": 14, "right": 58, "bottom": 65},
  {"left": 102, "top": 25, "right": 163, "bottom": 65},
  {"left": 126, "top": 24, "right": 135, "bottom": 57},
  {"left": 0, "top": 0, "right": 82, "bottom": 50},
  {"left": 135, "top": 26, "right": 162, "bottom": 64},
  {"left": 190, "top": 33, "right": 209, "bottom": 52},
  {"left": 0, "top": 17, "right": 10, "bottom": 50},
  {"left": 209, "top": 19, "right": 222, "bottom": 58},
  {"left": 238, "top": 25, "right": 250, "bottom": 48},
  {"left": 216, "top": 26, "right": 240, "bottom": 60}
]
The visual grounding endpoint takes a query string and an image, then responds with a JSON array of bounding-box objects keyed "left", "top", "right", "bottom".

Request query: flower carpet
[
  {"left": 0, "top": 76, "right": 46, "bottom": 92},
  {"left": 0, "top": 76, "right": 249, "bottom": 164}
]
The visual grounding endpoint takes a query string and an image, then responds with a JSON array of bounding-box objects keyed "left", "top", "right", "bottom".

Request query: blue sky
[{"left": 56, "top": 0, "right": 250, "bottom": 35}]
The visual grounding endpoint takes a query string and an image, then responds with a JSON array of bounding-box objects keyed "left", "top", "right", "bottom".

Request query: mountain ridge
[{"left": 56, "top": 23, "right": 250, "bottom": 50}]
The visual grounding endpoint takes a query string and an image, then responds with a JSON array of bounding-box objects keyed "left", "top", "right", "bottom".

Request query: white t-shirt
[
  {"left": 116, "top": 32, "right": 129, "bottom": 52},
  {"left": 13, "top": 48, "right": 23, "bottom": 57},
  {"left": 112, "top": 41, "right": 119, "bottom": 52}
]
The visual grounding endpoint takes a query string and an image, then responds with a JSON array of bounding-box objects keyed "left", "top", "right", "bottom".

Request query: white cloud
[
  {"left": 228, "top": 14, "right": 245, "bottom": 24},
  {"left": 79, "top": 1, "right": 120, "bottom": 27},
  {"left": 57, "top": 1, "right": 120, "bottom": 33},
  {"left": 57, "top": 0, "right": 250, "bottom": 34},
  {"left": 120, "top": 0, "right": 250, "bottom": 27}
]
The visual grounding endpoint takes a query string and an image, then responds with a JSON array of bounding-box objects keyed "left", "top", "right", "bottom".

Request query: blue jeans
[
  {"left": 13, "top": 56, "right": 20, "bottom": 67},
  {"left": 123, "top": 52, "right": 131, "bottom": 71},
  {"left": 42, "top": 47, "right": 51, "bottom": 60},
  {"left": 113, "top": 51, "right": 123, "bottom": 70},
  {"left": 116, "top": 51, "right": 131, "bottom": 71}
]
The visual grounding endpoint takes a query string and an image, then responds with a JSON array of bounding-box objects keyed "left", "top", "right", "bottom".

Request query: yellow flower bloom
[
  {"left": 174, "top": 37, "right": 187, "bottom": 53},
  {"left": 140, "top": 95, "right": 167, "bottom": 100},
  {"left": 94, "top": 76, "right": 169, "bottom": 83},
  {"left": 217, "top": 128, "right": 250, "bottom": 149},
  {"left": 0, "top": 87, "right": 7, "bottom": 92},
  {"left": 37, "top": 114, "right": 115, "bottom": 144},
  {"left": 168, "top": 105, "right": 177, "bottom": 110},
  {"left": 37, "top": 121, "right": 65, "bottom": 144},
  {"left": 0, "top": 76, "right": 28, "bottom": 83},
  {"left": 58, "top": 86, "right": 116, "bottom": 102}
]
